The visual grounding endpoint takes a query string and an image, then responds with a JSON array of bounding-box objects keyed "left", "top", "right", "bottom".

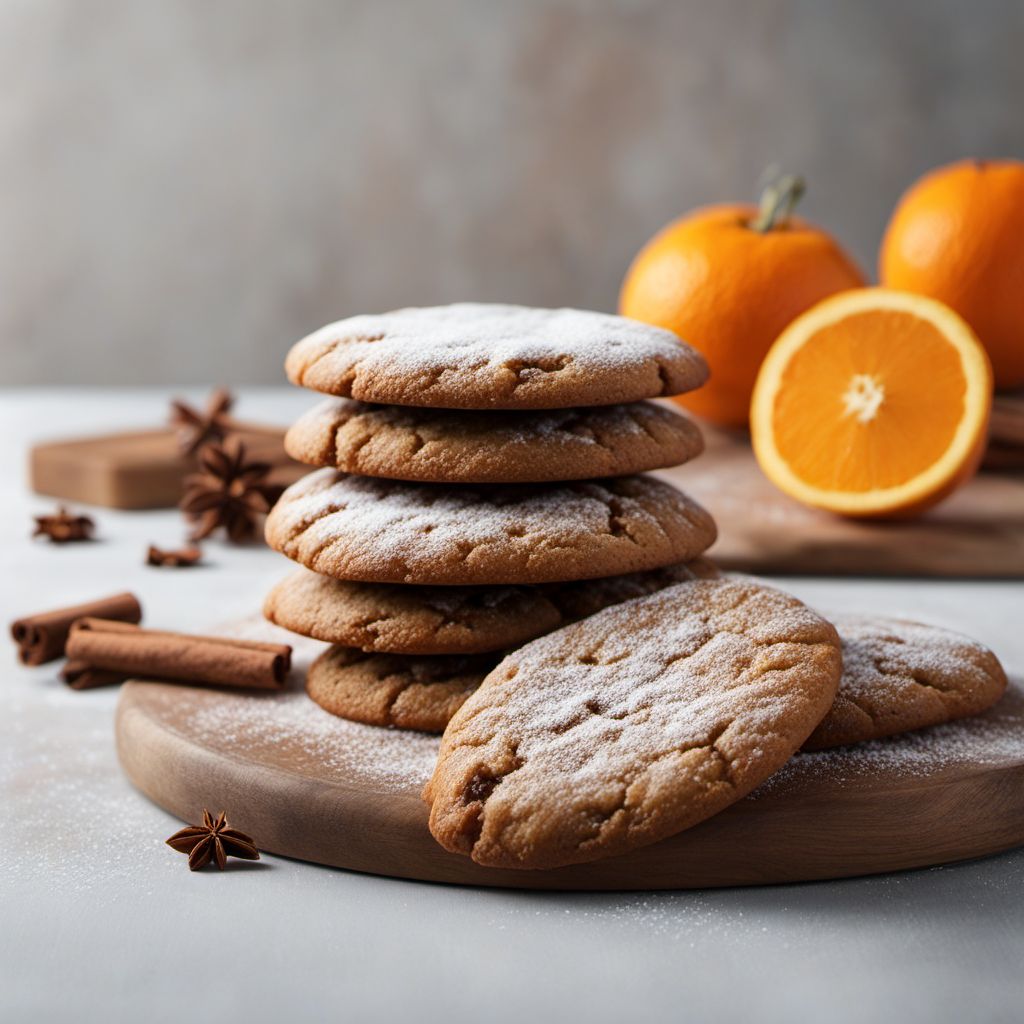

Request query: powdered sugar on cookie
[
  {"left": 285, "top": 304, "right": 708, "bottom": 409},
  {"left": 803, "top": 614, "right": 1007, "bottom": 750},
  {"left": 265, "top": 469, "right": 717, "bottom": 585}
]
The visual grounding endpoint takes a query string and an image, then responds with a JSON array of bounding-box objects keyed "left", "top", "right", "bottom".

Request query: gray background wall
[{"left": 2, "top": 0, "right": 1023, "bottom": 386}]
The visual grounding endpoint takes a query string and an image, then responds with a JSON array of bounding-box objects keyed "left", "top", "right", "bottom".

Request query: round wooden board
[{"left": 115, "top": 629, "right": 1024, "bottom": 890}]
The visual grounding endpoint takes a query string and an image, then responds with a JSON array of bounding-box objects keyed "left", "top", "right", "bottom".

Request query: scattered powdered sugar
[
  {"left": 291, "top": 303, "right": 697, "bottom": 375},
  {"left": 168, "top": 618, "right": 442, "bottom": 792},
  {"left": 180, "top": 688, "right": 441, "bottom": 793},
  {"left": 0, "top": 692, "right": 176, "bottom": 893}
]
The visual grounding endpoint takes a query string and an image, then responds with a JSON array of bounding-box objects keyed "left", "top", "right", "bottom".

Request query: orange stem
[{"left": 750, "top": 172, "right": 806, "bottom": 232}]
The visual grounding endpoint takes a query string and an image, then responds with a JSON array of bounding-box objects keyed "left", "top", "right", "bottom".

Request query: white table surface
[{"left": 2, "top": 389, "right": 1022, "bottom": 1024}]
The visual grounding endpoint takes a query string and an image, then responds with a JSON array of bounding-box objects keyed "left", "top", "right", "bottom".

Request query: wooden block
[{"left": 30, "top": 425, "right": 307, "bottom": 510}]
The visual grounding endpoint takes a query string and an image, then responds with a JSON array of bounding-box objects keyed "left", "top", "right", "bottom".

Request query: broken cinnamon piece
[
  {"left": 146, "top": 544, "right": 203, "bottom": 567},
  {"left": 10, "top": 592, "right": 142, "bottom": 666},
  {"left": 65, "top": 619, "right": 291, "bottom": 690}
]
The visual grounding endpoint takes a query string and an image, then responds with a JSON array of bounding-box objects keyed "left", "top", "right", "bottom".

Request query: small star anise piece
[
  {"left": 170, "top": 387, "right": 235, "bottom": 457},
  {"left": 33, "top": 506, "right": 95, "bottom": 544},
  {"left": 179, "top": 439, "right": 283, "bottom": 543},
  {"left": 146, "top": 544, "right": 203, "bottom": 567},
  {"left": 166, "top": 808, "right": 260, "bottom": 871}
]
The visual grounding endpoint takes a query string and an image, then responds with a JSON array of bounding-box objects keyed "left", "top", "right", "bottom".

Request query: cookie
[
  {"left": 284, "top": 397, "right": 704, "bottom": 483},
  {"left": 265, "top": 470, "right": 717, "bottom": 586},
  {"left": 425, "top": 578, "right": 841, "bottom": 870},
  {"left": 263, "top": 558, "right": 720, "bottom": 656},
  {"left": 306, "top": 645, "right": 496, "bottom": 733},
  {"left": 802, "top": 615, "right": 1008, "bottom": 751},
  {"left": 265, "top": 569, "right": 561, "bottom": 655},
  {"left": 284, "top": 303, "right": 708, "bottom": 409}
]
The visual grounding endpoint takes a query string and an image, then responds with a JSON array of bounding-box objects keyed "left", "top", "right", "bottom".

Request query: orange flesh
[{"left": 772, "top": 310, "right": 966, "bottom": 492}]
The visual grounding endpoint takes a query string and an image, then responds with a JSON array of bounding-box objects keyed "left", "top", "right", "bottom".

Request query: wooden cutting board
[
  {"left": 660, "top": 427, "right": 1024, "bottom": 576},
  {"left": 115, "top": 633, "right": 1024, "bottom": 890}
]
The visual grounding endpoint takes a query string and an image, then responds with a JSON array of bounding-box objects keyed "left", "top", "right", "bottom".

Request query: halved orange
[{"left": 750, "top": 288, "right": 992, "bottom": 517}]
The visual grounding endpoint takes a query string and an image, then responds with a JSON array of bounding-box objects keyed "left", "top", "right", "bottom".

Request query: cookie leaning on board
[{"left": 425, "top": 577, "right": 843, "bottom": 870}]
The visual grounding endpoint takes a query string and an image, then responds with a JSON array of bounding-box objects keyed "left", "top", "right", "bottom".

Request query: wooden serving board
[
  {"left": 661, "top": 426, "right": 1024, "bottom": 577},
  {"left": 115, "top": 634, "right": 1024, "bottom": 890}
]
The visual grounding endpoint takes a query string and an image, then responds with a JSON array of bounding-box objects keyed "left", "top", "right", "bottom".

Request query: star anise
[
  {"left": 146, "top": 544, "right": 203, "bottom": 567},
  {"left": 179, "top": 439, "right": 282, "bottom": 543},
  {"left": 170, "top": 387, "right": 235, "bottom": 457},
  {"left": 32, "top": 506, "right": 95, "bottom": 543},
  {"left": 166, "top": 809, "right": 260, "bottom": 871}
]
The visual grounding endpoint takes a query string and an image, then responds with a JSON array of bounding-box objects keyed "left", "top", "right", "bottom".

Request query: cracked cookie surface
[
  {"left": 284, "top": 397, "right": 704, "bottom": 483},
  {"left": 263, "top": 558, "right": 719, "bottom": 656},
  {"left": 425, "top": 577, "right": 841, "bottom": 870},
  {"left": 284, "top": 304, "right": 708, "bottom": 409},
  {"left": 264, "top": 470, "right": 717, "bottom": 586},
  {"left": 803, "top": 615, "right": 1007, "bottom": 751},
  {"left": 306, "top": 645, "right": 497, "bottom": 733}
]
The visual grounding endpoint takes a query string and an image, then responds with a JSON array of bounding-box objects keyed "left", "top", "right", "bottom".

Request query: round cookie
[
  {"left": 265, "top": 569, "right": 562, "bottom": 655},
  {"left": 424, "top": 577, "right": 841, "bottom": 870},
  {"left": 284, "top": 397, "right": 704, "bottom": 483},
  {"left": 284, "top": 303, "right": 708, "bottom": 409},
  {"left": 263, "top": 558, "right": 720, "bottom": 656},
  {"left": 802, "top": 614, "right": 1008, "bottom": 751},
  {"left": 265, "top": 470, "right": 717, "bottom": 586},
  {"left": 306, "top": 645, "right": 497, "bottom": 733}
]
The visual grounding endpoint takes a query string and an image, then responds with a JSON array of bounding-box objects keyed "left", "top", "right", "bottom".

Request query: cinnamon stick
[
  {"left": 10, "top": 592, "right": 142, "bottom": 666},
  {"left": 65, "top": 619, "right": 291, "bottom": 690},
  {"left": 61, "top": 660, "right": 129, "bottom": 691}
]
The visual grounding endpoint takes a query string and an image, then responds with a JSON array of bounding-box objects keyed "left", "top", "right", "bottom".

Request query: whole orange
[
  {"left": 879, "top": 158, "right": 1024, "bottom": 390},
  {"left": 619, "top": 176, "right": 865, "bottom": 427}
]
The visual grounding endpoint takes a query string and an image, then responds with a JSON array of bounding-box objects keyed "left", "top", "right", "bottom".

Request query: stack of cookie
[{"left": 264, "top": 304, "right": 717, "bottom": 732}]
